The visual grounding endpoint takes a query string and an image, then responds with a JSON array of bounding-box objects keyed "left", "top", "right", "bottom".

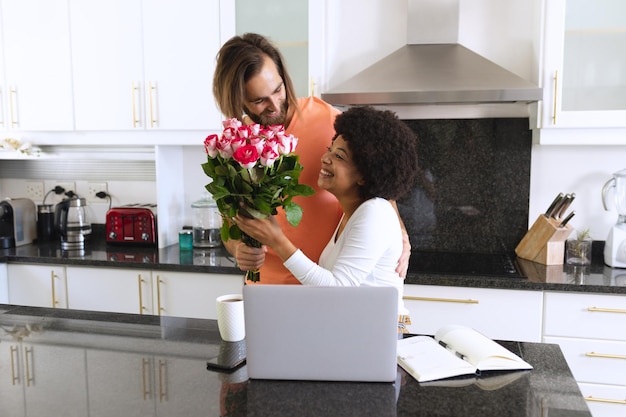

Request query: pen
[{"left": 438, "top": 340, "right": 466, "bottom": 360}]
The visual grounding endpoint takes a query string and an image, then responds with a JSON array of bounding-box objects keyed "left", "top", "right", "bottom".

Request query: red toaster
[{"left": 106, "top": 205, "right": 157, "bottom": 246}]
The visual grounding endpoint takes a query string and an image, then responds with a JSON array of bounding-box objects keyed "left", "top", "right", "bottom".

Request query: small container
[
  {"left": 192, "top": 194, "right": 223, "bottom": 248},
  {"left": 179, "top": 229, "right": 193, "bottom": 251},
  {"left": 565, "top": 238, "right": 592, "bottom": 266}
]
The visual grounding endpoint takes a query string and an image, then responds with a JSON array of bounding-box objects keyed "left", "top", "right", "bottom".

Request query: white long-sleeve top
[{"left": 283, "top": 197, "right": 407, "bottom": 314}]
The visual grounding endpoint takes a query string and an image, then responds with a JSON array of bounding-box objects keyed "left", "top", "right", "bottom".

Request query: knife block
[{"left": 515, "top": 215, "right": 574, "bottom": 265}]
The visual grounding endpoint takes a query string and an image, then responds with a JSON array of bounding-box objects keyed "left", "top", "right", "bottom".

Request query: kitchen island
[{"left": 0, "top": 303, "right": 591, "bottom": 417}]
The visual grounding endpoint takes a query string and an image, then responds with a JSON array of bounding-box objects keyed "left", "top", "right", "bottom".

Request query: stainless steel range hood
[{"left": 321, "top": 44, "right": 542, "bottom": 116}]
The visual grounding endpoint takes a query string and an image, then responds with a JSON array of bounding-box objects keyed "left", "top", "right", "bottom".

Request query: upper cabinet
[
  {"left": 0, "top": 0, "right": 233, "bottom": 145},
  {"left": 536, "top": 0, "right": 626, "bottom": 144},
  {"left": 70, "top": 0, "right": 223, "bottom": 131},
  {"left": 0, "top": 0, "right": 74, "bottom": 132}
]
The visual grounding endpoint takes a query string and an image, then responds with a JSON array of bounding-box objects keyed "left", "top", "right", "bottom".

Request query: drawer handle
[
  {"left": 585, "top": 352, "right": 626, "bottom": 360},
  {"left": 403, "top": 296, "right": 479, "bottom": 304},
  {"left": 585, "top": 396, "right": 626, "bottom": 405},
  {"left": 587, "top": 306, "right": 626, "bottom": 314}
]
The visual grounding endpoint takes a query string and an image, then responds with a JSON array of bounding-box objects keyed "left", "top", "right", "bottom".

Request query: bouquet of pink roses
[{"left": 202, "top": 118, "right": 314, "bottom": 282}]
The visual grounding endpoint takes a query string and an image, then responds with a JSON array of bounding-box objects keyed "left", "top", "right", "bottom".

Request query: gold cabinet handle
[
  {"left": 156, "top": 276, "right": 163, "bottom": 316},
  {"left": 131, "top": 82, "right": 141, "bottom": 128},
  {"left": 24, "top": 347, "right": 34, "bottom": 387},
  {"left": 403, "top": 296, "right": 479, "bottom": 304},
  {"left": 585, "top": 352, "right": 626, "bottom": 360},
  {"left": 587, "top": 306, "right": 626, "bottom": 314},
  {"left": 552, "top": 70, "right": 558, "bottom": 125},
  {"left": 138, "top": 275, "right": 146, "bottom": 314},
  {"left": 9, "top": 86, "right": 18, "bottom": 128},
  {"left": 149, "top": 81, "right": 158, "bottom": 128},
  {"left": 0, "top": 88, "right": 4, "bottom": 127},
  {"left": 141, "top": 358, "right": 150, "bottom": 400},
  {"left": 158, "top": 359, "right": 167, "bottom": 402},
  {"left": 50, "top": 271, "right": 59, "bottom": 308},
  {"left": 10, "top": 345, "right": 19, "bottom": 385},
  {"left": 585, "top": 396, "right": 626, "bottom": 405}
]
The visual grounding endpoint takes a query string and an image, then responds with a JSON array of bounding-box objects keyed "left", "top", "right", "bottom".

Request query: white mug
[{"left": 216, "top": 294, "right": 245, "bottom": 342}]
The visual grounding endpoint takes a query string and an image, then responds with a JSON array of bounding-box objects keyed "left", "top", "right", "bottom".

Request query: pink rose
[
  {"left": 276, "top": 133, "right": 298, "bottom": 154},
  {"left": 222, "top": 118, "right": 242, "bottom": 130},
  {"left": 260, "top": 145, "right": 279, "bottom": 167},
  {"left": 216, "top": 135, "right": 234, "bottom": 159},
  {"left": 233, "top": 144, "right": 259, "bottom": 169},
  {"left": 204, "top": 134, "right": 219, "bottom": 158},
  {"left": 230, "top": 135, "right": 246, "bottom": 152},
  {"left": 249, "top": 135, "right": 266, "bottom": 154}
]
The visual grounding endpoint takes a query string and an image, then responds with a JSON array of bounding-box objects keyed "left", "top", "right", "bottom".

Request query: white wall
[{"left": 530, "top": 145, "right": 626, "bottom": 241}]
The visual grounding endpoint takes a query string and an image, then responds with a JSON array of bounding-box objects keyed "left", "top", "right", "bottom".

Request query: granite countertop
[
  {"left": 0, "top": 304, "right": 592, "bottom": 417},
  {"left": 2, "top": 232, "right": 625, "bottom": 295}
]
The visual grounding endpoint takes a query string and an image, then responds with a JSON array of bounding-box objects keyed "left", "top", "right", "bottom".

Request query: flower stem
[{"left": 241, "top": 232, "right": 262, "bottom": 282}]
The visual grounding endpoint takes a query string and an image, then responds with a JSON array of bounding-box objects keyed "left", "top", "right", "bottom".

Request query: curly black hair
[{"left": 333, "top": 106, "right": 418, "bottom": 201}]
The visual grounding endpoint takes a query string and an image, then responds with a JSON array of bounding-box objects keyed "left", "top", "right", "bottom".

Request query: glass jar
[{"left": 191, "top": 194, "right": 223, "bottom": 248}]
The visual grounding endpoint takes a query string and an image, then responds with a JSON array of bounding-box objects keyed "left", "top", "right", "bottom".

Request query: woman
[{"left": 234, "top": 106, "right": 419, "bottom": 320}]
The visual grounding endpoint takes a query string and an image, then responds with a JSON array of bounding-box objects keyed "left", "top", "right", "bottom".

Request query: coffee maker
[
  {"left": 601, "top": 168, "right": 626, "bottom": 268},
  {"left": 0, "top": 198, "right": 37, "bottom": 248}
]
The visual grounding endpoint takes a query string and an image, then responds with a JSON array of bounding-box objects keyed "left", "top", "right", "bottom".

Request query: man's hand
[
  {"left": 226, "top": 239, "right": 267, "bottom": 272},
  {"left": 395, "top": 231, "right": 411, "bottom": 279}
]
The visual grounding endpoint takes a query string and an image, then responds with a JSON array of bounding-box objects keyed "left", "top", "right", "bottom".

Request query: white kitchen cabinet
[
  {"left": 536, "top": 0, "right": 626, "bottom": 144},
  {"left": 0, "top": 0, "right": 74, "bottom": 132},
  {"left": 69, "top": 0, "right": 144, "bottom": 131},
  {"left": 544, "top": 291, "right": 626, "bottom": 416},
  {"left": 403, "top": 284, "right": 543, "bottom": 342},
  {"left": 86, "top": 349, "right": 220, "bottom": 417},
  {"left": 7, "top": 264, "right": 68, "bottom": 308},
  {"left": 0, "top": 338, "right": 88, "bottom": 417},
  {"left": 153, "top": 270, "right": 244, "bottom": 320},
  {"left": 70, "top": 0, "right": 223, "bottom": 131},
  {"left": 66, "top": 266, "right": 244, "bottom": 319},
  {"left": 66, "top": 266, "right": 153, "bottom": 315}
]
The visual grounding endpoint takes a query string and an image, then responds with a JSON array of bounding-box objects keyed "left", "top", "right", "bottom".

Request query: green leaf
[
  {"left": 220, "top": 221, "right": 230, "bottom": 242},
  {"left": 229, "top": 224, "right": 242, "bottom": 240},
  {"left": 284, "top": 201, "right": 304, "bottom": 227}
]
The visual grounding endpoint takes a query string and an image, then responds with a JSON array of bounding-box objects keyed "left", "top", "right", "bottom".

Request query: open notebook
[{"left": 243, "top": 285, "right": 399, "bottom": 382}]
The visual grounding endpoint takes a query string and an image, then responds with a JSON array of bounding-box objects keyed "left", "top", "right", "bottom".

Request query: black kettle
[{"left": 55, "top": 197, "right": 92, "bottom": 250}]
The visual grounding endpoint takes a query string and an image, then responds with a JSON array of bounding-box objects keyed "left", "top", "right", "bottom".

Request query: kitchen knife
[
  {"left": 555, "top": 193, "right": 575, "bottom": 219},
  {"left": 544, "top": 193, "right": 564, "bottom": 218},
  {"left": 559, "top": 211, "right": 575, "bottom": 228}
]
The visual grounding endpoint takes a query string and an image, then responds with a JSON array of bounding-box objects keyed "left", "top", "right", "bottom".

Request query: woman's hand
[
  {"left": 395, "top": 231, "right": 411, "bottom": 279},
  {"left": 234, "top": 214, "right": 297, "bottom": 262},
  {"left": 234, "top": 240, "right": 267, "bottom": 272}
]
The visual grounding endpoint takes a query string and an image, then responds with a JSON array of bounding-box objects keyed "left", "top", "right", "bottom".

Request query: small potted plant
[{"left": 566, "top": 228, "right": 592, "bottom": 265}]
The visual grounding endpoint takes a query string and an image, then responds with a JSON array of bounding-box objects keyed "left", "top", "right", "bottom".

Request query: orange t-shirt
[{"left": 253, "top": 96, "right": 342, "bottom": 285}]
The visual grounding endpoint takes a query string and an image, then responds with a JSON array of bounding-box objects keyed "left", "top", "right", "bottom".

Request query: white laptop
[{"left": 243, "top": 285, "right": 399, "bottom": 382}]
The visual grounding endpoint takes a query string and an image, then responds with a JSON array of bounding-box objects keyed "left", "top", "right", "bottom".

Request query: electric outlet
[
  {"left": 87, "top": 182, "right": 108, "bottom": 203},
  {"left": 49, "top": 182, "right": 76, "bottom": 203},
  {"left": 25, "top": 181, "right": 45, "bottom": 202}
]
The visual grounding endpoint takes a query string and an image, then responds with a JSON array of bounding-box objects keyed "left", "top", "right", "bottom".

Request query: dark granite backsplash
[{"left": 397, "top": 118, "right": 532, "bottom": 255}]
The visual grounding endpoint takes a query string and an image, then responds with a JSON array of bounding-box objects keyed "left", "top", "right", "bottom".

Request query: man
[{"left": 212, "top": 33, "right": 410, "bottom": 284}]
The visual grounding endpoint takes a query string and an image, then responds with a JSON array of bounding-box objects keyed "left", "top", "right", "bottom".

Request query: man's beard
[{"left": 248, "top": 101, "right": 288, "bottom": 126}]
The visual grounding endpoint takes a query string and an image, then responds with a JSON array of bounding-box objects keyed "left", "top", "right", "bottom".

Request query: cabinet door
[
  {"left": 7, "top": 264, "right": 68, "bottom": 308},
  {"left": 403, "top": 285, "right": 543, "bottom": 342},
  {"left": 153, "top": 271, "right": 244, "bottom": 319},
  {"left": 70, "top": 0, "right": 144, "bottom": 130},
  {"left": 86, "top": 349, "right": 156, "bottom": 417},
  {"left": 66, "top": 266, "right": 152, "bottom": 315},
  {"left": 22, "top": 343, "right": 88, "bottom": 417},
  {"left": 540, "top": 0, "right": 626, "bottom": 130},
  {"left": 155, "top": 355, "right": 221, "bottom": 416},
  {"left": 142, "top": 0, "right": 222, "bottom": 130},
  {"left": 0, "top": 343, "right": 25, "bottom": 417},
  {"left": 1, "top": 0, "right": 74, "bottom": 131}
]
